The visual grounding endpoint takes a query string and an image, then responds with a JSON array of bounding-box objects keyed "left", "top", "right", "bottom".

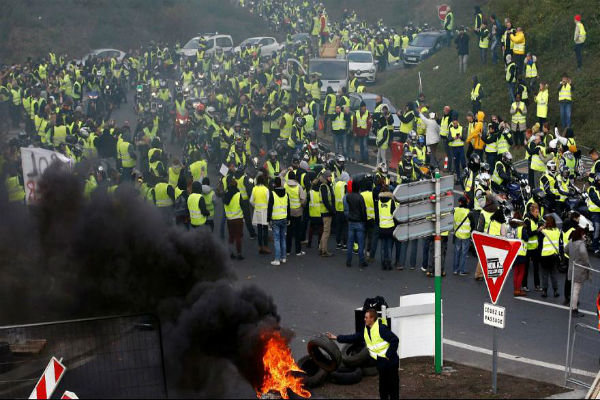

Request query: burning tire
[
  {"left": 307, "top": 335, "right": 342, "bottom": 372},
  {"left": 297, "top": 355, "right": 328, "bottom": 388},
  {"left": 329, "top": 365, "right": 363, "bottom": 385},
  {"left": 341, "top": 342, "right": 370, "bottom": 368}
]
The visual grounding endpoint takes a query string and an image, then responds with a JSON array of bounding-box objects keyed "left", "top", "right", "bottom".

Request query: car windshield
[
  {"left": 241, "top": 38, "right": 261, "bottom": 46},
  {"left": 348, "top": 53, "right": 372, "bottom": 63},
  {"left": 410, "top": 35, "right": 437, "bottom": 48},
  {"left": 183, "top": 39, "right": 199, "bottom": 49},
  {"left": 309, "top": 60, "right": 348, "bottom": 80}
]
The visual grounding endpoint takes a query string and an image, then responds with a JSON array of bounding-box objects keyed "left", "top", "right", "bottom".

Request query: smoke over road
[{"left": 0, "top": 163, "right": 281, "bottom": 397}]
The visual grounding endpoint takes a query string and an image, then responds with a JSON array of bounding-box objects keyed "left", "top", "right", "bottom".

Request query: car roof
[
  {"left": 416, "top": 31, "right": 444, "bottom": 37},
  {"left": 91, "top": 48, "right": 124, "bottom": 54},
  {"left": 243, "top": 36, "right": 274, "bottom": 41},
  {"left": 348, "top": 50, "right": 372, "bottom": 54}
]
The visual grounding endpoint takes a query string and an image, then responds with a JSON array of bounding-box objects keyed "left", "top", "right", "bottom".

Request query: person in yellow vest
[
  {"left": 573, "top": 14, "right": 586, "bottom": 69},
  {"left": 478, "top": 23, "right": 490, "bottom": 65},
  {"left": 268, "top": 177, "right": 290, "bottom": 266},
  {"left": 250, "top": 174, "right": 271, "bottom": 255},
  {"left": 444, "top": 6, "right": 454, "bottom": 47},
  {"left": 375, "top": 114, "right": 390, "bottom": 167},
  {"left": 534, "top": 82, "right": 549, "bottom": 125},
  {"left": 506, "top": 212, "right": 528, "bottom": 296},
  {"left": 188, "top": 181, "right": 210, "bottom": 230},
  {"left": 224, "top": 176, "right": 245, "bottom": 260},
  {"left": 448, "top": 118, "right": 465, "bottom": 183},
  {"left": 510, "top": 26, "right": 526, "bottom": 77},
  {"left": 540, "top": 215, "right": 561, "bottom": 298},
  {"left": 284, "top": 170, "right": 307, "bottom": 256},
  {"left": 4, "top": 167, "right": 25, "bottom": 204},
  {"left": 116, "top": 133, "right": 137, "bottom": 179},
  {"left": 322, "top": 87, "right": 337, "bottom": 134},
  {"left": 200, "top": 177, "right": 215, "bottom": 232},
  {"left": 152, "top": 177, "right": 175, "bottom": 221},
  {"left": 522, "top": 202, "right": 543, "bottom": 292},
  {"left": 510, "top": 93, "right": 527, "bottom": 147},
  {"left": 318, "top": 170, "right": 335, "bottom": 257},
  {"left": 470, "top": 76, "right": 484, "bottom": 115},
  {"left": 453, "top": 196, "right": 473, "bottom": 275},
  {"left": 333, "top": 172, "right": 349, "bottom": 251},
  {"left": 327, "top": 308, "right": 399, "bottom": 400},
  {"left": 307, "top": 178, "right": 324, "bottom": 249},
  {"left": 375, "top": 187, "right": 396, "bottom": 270},
  {"left": 524, "top": 53, "right": 538, "bottom": 94},
  {"left": 587, "top": 174, "right": 600, "bottom": 255},
  {"left": 234, "top": 168, "right": 257, "bottom": 239},
  {"left": 558, "top": 73, "right": 572, "bottom": 129}
]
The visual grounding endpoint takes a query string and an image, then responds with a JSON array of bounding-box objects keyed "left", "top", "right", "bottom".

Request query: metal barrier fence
[
  {"left": 565, "top": 263, "right": 600, "bottom": 389},
  {"left": 0, "top": 314, "right": 167, "bottom": 398}
]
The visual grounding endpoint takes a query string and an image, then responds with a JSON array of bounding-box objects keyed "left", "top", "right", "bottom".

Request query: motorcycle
[
  {"left": 85, "top": 91, "right": 105, "bottom": 120},
  {"left": 506, "top": 176, "right": 531, "bottom": 215},
  {"left": 173, "top": 108, "right": 191, "bottom": 144}
]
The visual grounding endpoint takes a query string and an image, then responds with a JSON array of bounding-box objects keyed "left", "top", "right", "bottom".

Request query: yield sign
[{"left": 472, "top": 232, "right": 522, "bottom": 304}]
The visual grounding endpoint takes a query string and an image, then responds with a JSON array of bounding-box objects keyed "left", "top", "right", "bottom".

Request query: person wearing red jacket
[{"left": 352, "top": 101, "right": 373, "bottom": 163}]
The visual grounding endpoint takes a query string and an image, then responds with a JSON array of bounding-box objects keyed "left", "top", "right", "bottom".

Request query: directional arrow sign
[{"left": 471, "top": 232, "right": 522, "bottom": 304}]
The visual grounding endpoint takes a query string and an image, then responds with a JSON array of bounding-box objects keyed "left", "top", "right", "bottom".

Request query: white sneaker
[
  {"left": 281, "top": 258, "right": 287, "bottom": 264},
  {"left": 296, "top": 251, "right": 306, "bottom": 256},
  {"left": 271, "top": 260, "right": 280, "bottom": 266}
]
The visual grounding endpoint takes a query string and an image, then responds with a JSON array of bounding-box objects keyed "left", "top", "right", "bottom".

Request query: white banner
[{"left": 21, "top": 147, "right": 72, "bottom": 205}]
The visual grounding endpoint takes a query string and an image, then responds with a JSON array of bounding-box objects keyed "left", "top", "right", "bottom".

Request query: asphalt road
[{"left": 106, "top": 92, "right": 600, "bottom": 390}]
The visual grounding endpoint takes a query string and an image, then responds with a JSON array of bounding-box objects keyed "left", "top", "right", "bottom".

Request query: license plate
[{"left": 407, "top": 57, "right": 417, "bottom": 62}]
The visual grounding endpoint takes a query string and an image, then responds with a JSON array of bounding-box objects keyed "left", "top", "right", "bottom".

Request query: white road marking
[
  {"left": 515, "top": 296, "right": 596, "bottom": 316},
  {"left": 443, "top": 338, "right": 597, "bottom": 378}
]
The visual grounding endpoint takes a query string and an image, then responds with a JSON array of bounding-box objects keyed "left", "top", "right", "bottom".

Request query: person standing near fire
[{"left": 327, "top": 309, "right": 399, "bottom": 400}]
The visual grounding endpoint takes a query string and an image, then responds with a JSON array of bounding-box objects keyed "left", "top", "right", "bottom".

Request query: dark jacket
[
  {"left": 320, "top": 182, "right": 335, "bottom": 216},
  {"left": 344, "top": 182, "right": 367, "bottom": 223},
  {"left": 455, "top": 33, "right": 470, "bottom": 55},
  {"left": 337, "top": 319, "right": 400, "bottom": 366}
]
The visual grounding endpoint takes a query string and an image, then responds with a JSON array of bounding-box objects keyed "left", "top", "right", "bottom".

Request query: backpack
[{"left": 362, "top": 296, "right": 388, "bottom": 312}]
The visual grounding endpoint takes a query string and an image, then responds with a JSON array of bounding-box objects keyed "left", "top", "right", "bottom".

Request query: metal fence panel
[{"left": 0, "top": 314, "right": 166, "bottom": 399}]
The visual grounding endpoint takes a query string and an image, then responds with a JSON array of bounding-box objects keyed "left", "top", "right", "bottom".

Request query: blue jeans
[
  {"left": 592, "top": 213, "right": 600, "bottom": 252},
  {"left": 334, "top": 133, "right": 346, "bottom": 156},
  {"left": 490, "top": 37, "right": 499, "bottom": 64},
  {"left": 560, "top": 102, "right": 572, "bottom": 129},
  {"left": 396, "top": 239, "right": 418, "bottom": 268},
  {"left": 346, "top": 135, "right": 355, "bottom": 159},
  {"left": 347, "top": 222, "right": 366, "bottom": 264},
  {"left": 357, "top": 136, "right": 369, "bottom": 163},
  {"left": 272, "top": 219, "right": 287, "bottom": 261},
  {"left": 452, "top": 147, "right": 466, "bottom": 181},
  {"left": 380, "top": 236, "right": 394, "bottom": 264},
  {"left": 507, "top": 82, "right": 516, "bottom": 104},
  {"left": 453, "top": 237, "right": 470, "bottom": 273}
]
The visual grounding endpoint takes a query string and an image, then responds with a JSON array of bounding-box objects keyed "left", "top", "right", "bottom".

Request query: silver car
[{"left": 349, "top": 92, "right": 400, "bottom": 143}]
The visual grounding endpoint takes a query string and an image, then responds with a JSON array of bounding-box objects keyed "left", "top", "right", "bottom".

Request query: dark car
[
  {"left": 349, "top": 92, "right": 400, "bottom": 144},
  {"left": 402, "top": 31, "right": 446, "bottom": 65}
]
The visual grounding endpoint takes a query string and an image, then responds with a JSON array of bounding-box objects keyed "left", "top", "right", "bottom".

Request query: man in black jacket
[
  {"left": 319, "top": 170, "right": 335, "bottom": 257},
  {"left": 344, "top": 179, "right": 368, "bottom": 267},
  {"left": 455, "top": 27, "right": 470, "bottom": 74},
  {"left": 327, "top": 309, "right": 400, "bottom": 400}
]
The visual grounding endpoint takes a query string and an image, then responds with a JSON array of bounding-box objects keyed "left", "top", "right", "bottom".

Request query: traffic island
[{"left": 311, "top": 356, "right": 570, "bottom": 399}]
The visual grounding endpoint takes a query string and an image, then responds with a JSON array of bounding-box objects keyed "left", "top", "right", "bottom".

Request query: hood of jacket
[
  {"left": 379, "top": 191, "right": 393, "bottom": 202},
  {"left": 477, "top": 111, "right": 485, "bottom": 122},
  {"left": 274, "top": 187, "right": 286, "bottom": 197}
]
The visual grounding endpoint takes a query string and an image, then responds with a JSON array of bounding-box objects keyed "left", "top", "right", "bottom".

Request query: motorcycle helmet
[
  {"left": 378, "top": 162, "right": 388, "bottom": 174},
  {"left": 403, "top": 151, "right": 413, "bottom": 161},
  {"left": 409, "top": 130, "right": 417, "bottom": 142},
  {"left": 295, "top": 116, "right": 306, "bottom": 127},
  {"left": 308, "top": 141, "right": 319, "bottom": 152},
  {"left": 292, "top": 154, "right": 301, "bottom": 165},
  {"left": 78, "top": 127, "right": 89, "bottom": 138},
  {"left": 336, "top": 154, "right": 346, "bottom": 165},
  {"left": 477, "top": 172, "right": 491, "bottom": 188},
  {"left": 560, "top": 165, "right": 570, "bottom": 179},
  {"left": 206, "top": 106, "right": 216, "bottom": 114},
  {"left": 546, "top": 159, "right": 557, "bottom": 174},
  {"left": 268, "top": 149, "right": 277, "bottom": 159},
  {"left": 233, "top": 120, "right": 242, "bottom": 129},
  {"left": 196, "top": 103, "right": 205, "bottom": 112},
  {"left": 532, "top": 188, "right": 546, "bottom": 203},
  {"left": 480, "top": 162, "right": 490, "bottom": 174},
  {"left": 468, "top": 153, "right": 481, "bottom": 171},
  {"left": 502, "top": 152, "right": 513, "bottom": 164}
]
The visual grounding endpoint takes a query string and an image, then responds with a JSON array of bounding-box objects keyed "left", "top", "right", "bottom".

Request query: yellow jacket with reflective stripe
[
  {"left": 188, "top": 193, "right": 207, "bottom": 226},
  {"left": 361, "top": 191, "right": 375, "bottom": 220},
  {"left": 364, "top": 319, "right": 390, "bottom": 360},
  {"left": 224, "top": 192, "right": 243, "bottom": 219},
  {"left": 251, "top": 184, "right": 269, "bottom": 210},
  {"left": 334, "top": 181, "right": 346, "bottom": 212},
  {"left": 377, "top": 200, "right": 394, "bottom": 229},
  {"left": 541, "top": 228, "right": 560, "bottom": 256},
  {"left": 453, "top": 207, "right": 471, "bottom": 239},
  {"left": 272, "top": 193, "right": 288, "bottom": 220}
]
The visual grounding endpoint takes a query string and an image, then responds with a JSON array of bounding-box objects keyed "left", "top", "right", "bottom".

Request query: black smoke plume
[{"left": 0, "top": 163, "right": 281, "bottom": 397}]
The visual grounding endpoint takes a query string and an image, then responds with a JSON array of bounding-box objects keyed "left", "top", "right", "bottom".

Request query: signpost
[
  {"left": 438, "top": 4, "right": 449, "bottom": 21},
  {"left": 393, "top": 170, "right": 449, "bottom": 373},
  {"left": 471, "top": 231, "right": 522, "bottom": 393}
]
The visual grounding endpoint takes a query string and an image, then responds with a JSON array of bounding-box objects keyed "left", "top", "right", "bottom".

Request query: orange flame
[{"left": 256, "top": 332, "right": 311, "bottom": 399}]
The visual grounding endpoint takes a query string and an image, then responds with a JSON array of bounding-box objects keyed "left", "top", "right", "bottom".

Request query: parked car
[
  {"left": 233, "top": 36, "right": 284, "bottom": 58},
  {"left": 287, "top": 33, "right": 311, "bottom": 47},
  {"left": 402, "top": 31, "right": 446, "bottom": 65},
  {"left": 349, "top": 92, "right": 400, "bottom": 143},
  {"left": 78, "top": 49, "right": 127, "bottom": 65},
  {"left": 177, "top": 34, "right": 234, "bottom": 57},
  {"left": 347, "top": 50, "right": 377, "bottom": 83}
]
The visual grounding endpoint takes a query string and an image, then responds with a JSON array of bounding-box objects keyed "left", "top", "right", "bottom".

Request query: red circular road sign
[{"left": 438, "top": 4, "right": 449, "bottom": 21}]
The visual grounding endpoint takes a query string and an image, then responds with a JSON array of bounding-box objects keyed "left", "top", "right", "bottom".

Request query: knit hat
[{"left": 575, "top": 14, "right": 581, "bottom": 22}]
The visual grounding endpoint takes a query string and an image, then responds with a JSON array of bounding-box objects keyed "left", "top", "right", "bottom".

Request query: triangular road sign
[{"left": 472, "top": 231, "right": 522, "bottom": 304}]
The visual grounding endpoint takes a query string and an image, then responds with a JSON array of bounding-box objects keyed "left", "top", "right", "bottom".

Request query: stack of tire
[{"left": 298, "top": 334, "right": 377, "bottom": 389}]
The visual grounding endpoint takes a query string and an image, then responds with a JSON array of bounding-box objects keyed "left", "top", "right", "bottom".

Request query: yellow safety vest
[
  {"left": 399, "top": 111, "right": 414, "bottom": 134},
  {"left": 364, "top": 319, "right": 390, "bottom": 360},
  {"left": 203, "top": 190, "right": 215, "bottom": 218},
  {"left": 587, "top": 187, "right": 600, "bottom": 213},
  {"left": 449, "top": 125, "right": 463, "bottom": 147},
  {"left": 188, "top": 193, "right": 207, "bottom": 226},
  {"left": 453, "top": 207, "right": 471, "bottom": 239},
  {"left": 168, "top": 166, "right": 182, "bottom": 188},
  {"left": 285, "top": 183, "right": 301, "bottom": 210},
  {"left": 535, "top": 90, "right": 548, "bottom": 118},
  {"left": 378, "top": 200, "right": 394, "bottom": 229},
  {"left": 440, "top": 115, "right": 450, "bottom": 137},
  {"left": 334, "top": 181, "right": 346, "bottom": 212},
  {"left": 470, "top": 83, "right": 481, "bottom": 101},
  {"left": 376, "top": 126, "right": 388, "bottom": 150},
  {"left": 224, "top": 192, "right": 243, "bottom": 220},
  {"left": 309, "top": 189, "right": 322, "bottom": 218},
  {"left": 236, "top": 175, "right": 248, "bottom": 200},
  {"left": 531, "top": 146, "right": 547, "bottom": 172},
  {"left": 53, "top": 125, "right": 68, "bottom": 146},
  {"left": 154, "top": 183, "right": 173, "bottom": 207},
  {"left": 505, "top": 63, "right": 516, "bottom": 83},
  {"left": 487, "top": 220, "right": 502, "bottom": 236},
  {"left": 541, "top": 228, "right": 560, "bottom": 256},
  {"left": 559, "top": 83, "right": 572, "bottom": 102},
  {"left": 525, "top": 62, "right": 538, "bottom": 78},
  {"left": 511, "top": 101, "right": 526, "bottom": 124},
  {"left": 189, "top": 160, "right": 207, "bottom": 182},
  {"left": 361, "top": 191, "right": 375, "bottom": 220},
  {"left": 272, "top": 193, "right": 288, "bottom": 220},
  {"left": 252, "top": 185, "right": 269, "bottom": 211},
  {"left": 526, "top": 218, "right": 539, "bottom": 250},
  {"left": 332, "top": 113, "right": 346, "bottom": 131},
  {"left": 5, "top": 176, "right": 25, "bottom": 202},
  {"left": 281, "top": 113, "right": 293, "bottom": 139},
  {"left": 117, "top": 139, "right": 136, "bottom": 168},
  {"left": 516, "top": 226, "right": 527, "bottom": 256}
]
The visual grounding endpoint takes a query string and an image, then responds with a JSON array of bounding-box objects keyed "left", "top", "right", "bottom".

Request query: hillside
[
  {"left": 0, "top": 0, "right": 266, "bottom": 62},
  {"left": 371, "top": 0, "right": 600, "bottom": 146}
]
